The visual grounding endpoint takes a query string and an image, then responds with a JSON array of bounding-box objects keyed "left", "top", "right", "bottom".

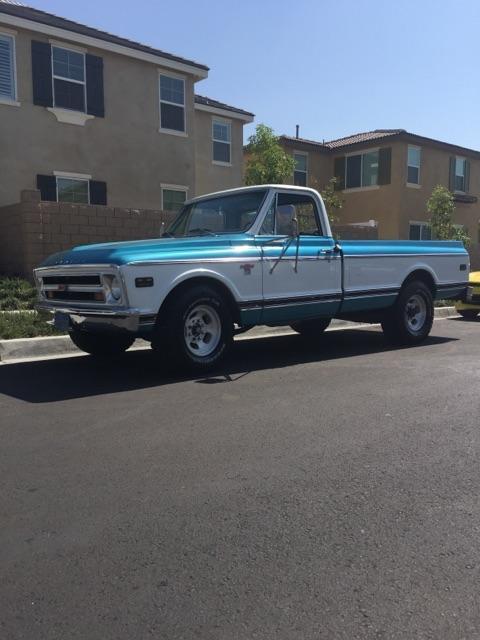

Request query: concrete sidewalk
[{"left": 0, "top": 306, "right": 459, "bottom": 363}]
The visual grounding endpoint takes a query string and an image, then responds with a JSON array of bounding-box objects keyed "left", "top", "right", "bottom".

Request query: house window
[
  {"left": 159, "top": 74, "right": 185, "bottom": 133},
  {"left": 294, "top": 153, "right": 308, "bottom": 186},
  {"left": 162, "top": 187, "right": 187, "bottom": 212},
  {"left": 0, "top": 33, "right": 16, "bottom": 101},
  {"left": 52, "top": 46, "right": 86, "bottom": 112},
  {"left": 345, "top": 150, "right": 379, "bottom": 189},
  {"left": 455, "top": 157, "right": 466, "bottom": 192},
  {"left": 407, "top": 146, "right": 421, "bottom": 184},
  {"left": 56, "top": 176, "right": 89, "bottom": 203},
  {"left": 409, "top": 221, "right": 432, "bottom": 241},
  {"left": 212, "top": 119, "right": 231, "bottom": 163}
]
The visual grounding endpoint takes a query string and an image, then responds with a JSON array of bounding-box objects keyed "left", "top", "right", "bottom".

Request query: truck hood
[{"left": 39, "top": 234, "right": 258, "bottom": 267}]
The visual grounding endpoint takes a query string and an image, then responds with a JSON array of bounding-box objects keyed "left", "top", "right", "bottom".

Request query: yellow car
[{"left": 456, "top": 271, "right": 480, "bottom": 319}]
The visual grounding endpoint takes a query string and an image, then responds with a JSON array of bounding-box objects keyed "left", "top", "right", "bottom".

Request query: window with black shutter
[
  {"left": 36, "top": 174, "right": 107, "bottom": 205},
  {"left": 32, "top": 42, "right": 104, "bottom": 117}
]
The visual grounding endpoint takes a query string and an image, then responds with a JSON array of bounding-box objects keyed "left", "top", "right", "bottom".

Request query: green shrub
[
  {"left": 0, "top": 311, "right": 64, "bottom": 339},
  {"left": 0, "top": 277, "right": 37, "bottom": 310}
]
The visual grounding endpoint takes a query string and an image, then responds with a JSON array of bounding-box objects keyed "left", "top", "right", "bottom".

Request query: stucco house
[
  {"left": 280, "top": 129, "right": 480, "bottom": 268},
  {"left": 0, "top": 0, "right": 253, "bottom": 211}
]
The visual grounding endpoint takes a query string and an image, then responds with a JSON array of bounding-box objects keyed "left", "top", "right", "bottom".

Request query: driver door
[{"left": 256, "top": 191, "right": 342, "bottom": 324}]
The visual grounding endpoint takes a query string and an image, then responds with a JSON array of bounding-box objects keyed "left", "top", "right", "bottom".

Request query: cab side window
[
  {"left": 277, "top": 193, "right": 322, "bottom": 235},
  {"left": 259, "top": 193, "right": 323, "bottom": 236}
]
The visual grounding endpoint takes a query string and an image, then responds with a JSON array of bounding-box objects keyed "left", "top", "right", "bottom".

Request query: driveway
[{"left": 1, "top": 318, "right": 479, "bottom": 639}]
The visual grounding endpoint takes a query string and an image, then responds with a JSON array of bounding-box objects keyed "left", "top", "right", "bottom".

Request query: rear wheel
[
  {"left": 290, "top": 317, "right": 331, "bottom": 337},
  {"left": 381, "top": 280, "right": 434, "bottom": 345},
  {"left": 458, "top": 309, "right": 479, "bottom": 320},
  {"left": 151, "top": 285, "right": 234, "bottom": 372},
  {"left": 69, "top": 328, "right": 134, "bottom": 356}
]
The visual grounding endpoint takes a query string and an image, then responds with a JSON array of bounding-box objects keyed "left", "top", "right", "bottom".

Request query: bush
[
  {"left": 0, "top": 311, "right": 64, "bottom": 339},
  {"left": 0, "top": 277, "right": 37, "bottom": 310}
]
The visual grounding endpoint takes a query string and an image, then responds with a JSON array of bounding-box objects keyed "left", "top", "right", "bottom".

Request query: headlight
[{"left": 103, "top": 274, "right": 122, "bottom": 302}]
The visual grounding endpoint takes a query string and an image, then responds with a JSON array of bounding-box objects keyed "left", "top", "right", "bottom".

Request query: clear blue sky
[{"left": 28, "top": 0, "right": 480, "bottom": 148}]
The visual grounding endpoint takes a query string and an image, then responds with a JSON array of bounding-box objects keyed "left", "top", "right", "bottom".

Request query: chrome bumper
[{"left": 36, "top": 303, "right": 156, "bottom": 334}]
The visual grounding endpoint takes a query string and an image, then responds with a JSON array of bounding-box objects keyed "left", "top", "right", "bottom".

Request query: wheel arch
[
  {"left": 402, "top": 267, "right": 437, "bottom": 297},
  {"left": 156, "top": 273, "right": 241, "bottom": 326}
]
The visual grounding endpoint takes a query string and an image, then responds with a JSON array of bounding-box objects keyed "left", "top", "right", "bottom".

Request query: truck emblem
[{"left": 240, "top": 263, "right": 255, "bottom": 275}]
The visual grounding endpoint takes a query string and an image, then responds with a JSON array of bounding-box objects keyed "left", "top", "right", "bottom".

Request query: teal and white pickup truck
[{"left": 34, "top": 185, "right": 469, "bottom": 370}]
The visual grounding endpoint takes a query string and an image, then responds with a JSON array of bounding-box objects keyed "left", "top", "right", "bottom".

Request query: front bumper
[{"left": 36, "top": 303, "right": 156, "bottom": 334}]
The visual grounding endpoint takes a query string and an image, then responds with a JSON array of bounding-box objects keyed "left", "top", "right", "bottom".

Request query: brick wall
[{"left": 0, "top": 190, "right": 176, "bottom": 280}]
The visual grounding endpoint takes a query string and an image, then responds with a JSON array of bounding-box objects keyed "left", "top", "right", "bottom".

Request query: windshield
[{"left": 166, "top": 190, "right": 268, "bottom": 237}]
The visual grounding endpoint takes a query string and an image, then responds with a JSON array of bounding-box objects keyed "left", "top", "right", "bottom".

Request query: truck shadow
[{"left": 0, "top": 329, "right": 456, "bottom": 403}]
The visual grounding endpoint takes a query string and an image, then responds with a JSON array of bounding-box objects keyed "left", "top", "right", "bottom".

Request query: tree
[
  {"left": 427, "top": 185, "right": 470, "bottom": 247},
  {"left": 244, "top": 124, "right": 295, "bottom": 185},
  {"left": 320, "top": 177, "right": 343, "bottom": 225}
]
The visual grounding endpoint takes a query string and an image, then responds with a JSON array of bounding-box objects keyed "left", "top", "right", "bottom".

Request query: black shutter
[
  {"left": 31, "top": 41, "right": 53, "bottom": 107},
  {"left": 449, "top": 156, "right": 456, "bottom": 191},
  {"left": 378, "top": 147, "right": 392, "bottom": 185},
  {"left": 465, "top": 159, "right": 470, "bottom": 193},
  {"left": 85, "top": 54, "right": 104, "bottom": 117},
  {"left": 89, "top": 180, "right": 107, "bottom": 205},
  {"left": 333, "top": 156, "right": 345, "bottom": 190},
  {"left": 36, "top": 174, "right": 56, "bottom": 201}
]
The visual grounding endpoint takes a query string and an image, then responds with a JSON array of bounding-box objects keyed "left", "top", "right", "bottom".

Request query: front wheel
[
  {"left": 151, "top": 285, "right": 233, "bottom": 372},
  {"left": 69, "top": 328, "right": 135, "bottom": 356},
  {"left": 381, "top": 280, "right": 434, "bottom": 345},
  {"left": 458, "top": 309, "right": 479, "bottom": 320},
  {"left": 290, "top": 318, "right": 331, "bottom": 337}
]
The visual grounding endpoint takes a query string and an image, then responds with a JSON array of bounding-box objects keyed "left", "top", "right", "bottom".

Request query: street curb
[{"left": 0, "top": 307, "right": 460, "bottom": 363}]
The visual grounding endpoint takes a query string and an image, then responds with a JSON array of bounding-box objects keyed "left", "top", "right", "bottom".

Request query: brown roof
[
  {"left": 281, "top": 129, "right": 480, "bottom": 158},
  {"left": 325, "top": 129, "right": 406, "bottom": 149},
  {"left": 0, "top": 0, "right": 209, "bottom": 72},
  {"left": 194, "top": 95, "right": 254, "bottom": 117}
]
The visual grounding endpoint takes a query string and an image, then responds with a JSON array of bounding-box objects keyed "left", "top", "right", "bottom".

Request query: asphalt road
[{"left": 1, "top": 317, "right": 480, "bottom": 640}]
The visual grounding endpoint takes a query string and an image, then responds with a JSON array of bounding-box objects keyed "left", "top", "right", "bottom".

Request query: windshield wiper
[
  {"left": 186, "top": 228, "right": 217, "bottom": 236},
  {"left": 161, "top": 231, "right": 175, "bottom": 238}
]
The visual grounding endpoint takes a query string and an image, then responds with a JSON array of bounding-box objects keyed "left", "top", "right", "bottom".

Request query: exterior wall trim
[
  {"left": 195, "top": 102, "right": 253, "bottom": 123},
  {"left": 47, "top": 107, "right": 94, "bottom": 126},
  {"left": 54, "top": 171, "right": 92, "bottom": 180},
  {"left": 0, "top": 12, "right": 208, "bottom": 79},
  {"left": 48, "top": 38, "right": 87, "bottom": 53}
]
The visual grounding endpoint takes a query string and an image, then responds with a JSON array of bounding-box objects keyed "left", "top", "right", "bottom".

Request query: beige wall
[
  {"left": 0, "top": 24, "right": 248, "bottom": 209},
  {"left": 330, "top": 142, "right": 405, "bottom": 238},
  {"left": 194, "top": 110, "right": 245, "bottom": 196}
]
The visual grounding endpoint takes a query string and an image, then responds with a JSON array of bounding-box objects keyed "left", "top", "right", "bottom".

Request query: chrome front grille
[
  {"left": 35, "top": 267, "right": 125, "bottom": 307},
  {"left": 42, "top": 275, "right": 101, "bottom": 286}
]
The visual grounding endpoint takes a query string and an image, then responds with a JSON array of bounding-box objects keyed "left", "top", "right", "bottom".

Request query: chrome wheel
[
  {"left": 405, "top": 294, "right": 427, "bottom": 333},
  {"left": 184, "top": 304, "right": 222, "bottom": 357}
]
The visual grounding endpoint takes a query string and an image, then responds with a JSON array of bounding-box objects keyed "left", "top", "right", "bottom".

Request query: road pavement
[{"left": 1, "top": 317, "right": 480, "bottom": 639}]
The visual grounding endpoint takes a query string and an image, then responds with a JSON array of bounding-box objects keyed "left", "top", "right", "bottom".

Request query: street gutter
[{"left": 0, "top": 307, "right": 460, "bottom": 364}]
